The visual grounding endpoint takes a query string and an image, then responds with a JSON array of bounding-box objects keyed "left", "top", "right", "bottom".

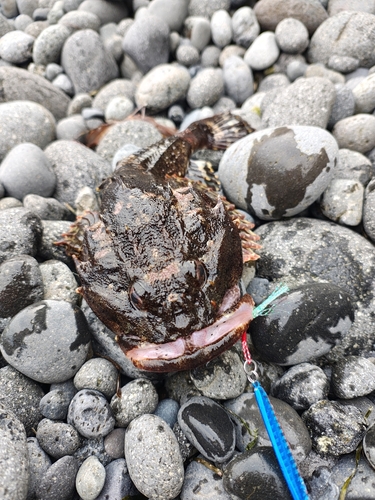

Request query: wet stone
[
  {"left": 271, "top": 363, "right": 330, "bottom": 411},
  {"left": 96, "top": 458, "right": 139, "bottom": 500},
  {"left": 36, "top": 418, "right": 81, "bottom": 459},
  {"left": 331, "top": 452, "right": 375, "bottom": 499},
  {"left": 110, "top": 378, "right": 158, "bottom": 427},
  {"left": 74, "top": 358, "right": 118, "bottom": 399},
  {"left": 36, "top": 455, "right": 79, "bottom": 500},
  {"left": 302, "top": 400, "right": 366, "bottom": 456},
  {"left": 0, "top": 300, "right": 91, "bottom": 384},
  {"left": 0, "top": 365, "right": 44, "bottom": 436},
  {"left": 38, "top": 220, "right": 73, "bottom": 266},
  {"left": 76, "top": 455, "right": 106, "bottom": 500},
  {"left": 154, "top": 398, "right": 180, "bottom": 428},
  {"left": 0, "top": 254, "right": 43, "bottom": 319},
  {"left": 331, "top": 356, "right": 375, "bottom": 399},
  {"left": 0, "top": 405, "right": 29, "bottom": 500},
  {"left": 39, "top": 379, "right": 77, "bottom": 420},
  {"left": 250, "top": 283, "right": 354, "bottom": 366},
  {"left": 23, "top": 194, "right": 70, "bottom": 221},
  {"left": 181, "top": 459, "right": 232, "bottom": 500},
  {"left": 27, "top": 437, "right": 52, "bottom": 500},
  {"left": 305, "top": 466, "right": 340, "bottom": 500},
  {"left": 67, "top": 389, "right": 115, "bottom": 439},
  {"left": 173, "top": 421, "right": 197, "bottom": 461},
  {"left": 0, "top": 207, "right": 42, "bottom": 264},
  {"left": 178, "top": 396, "right": 235, "bottom": 463},
  {"left": 125, "top": 414, "right": 184, "bottom": 500},
  {"left": 219, "top": 125, "right": 338, "bottom": 220},
  {"left": 223, "top": 447, "right": 293, "bottom": 500},
  {"left": 190, "top": 349, "right": 247, "bottom": 400},
  {"left": 363, "top": 422, "right": 375, "bottom": 469}
]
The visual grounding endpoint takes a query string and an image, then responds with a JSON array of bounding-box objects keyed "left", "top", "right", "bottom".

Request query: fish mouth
[{"left": 125, "top": 293, "right": 254, "bottom": 372}]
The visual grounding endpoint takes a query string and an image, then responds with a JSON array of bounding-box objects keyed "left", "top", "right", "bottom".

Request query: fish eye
[
  {"left": 195, "top": 261, "right": 207, "bottom": 287},
  {"left": 129, "top": 283, "right": 146, "bottom": 311}
]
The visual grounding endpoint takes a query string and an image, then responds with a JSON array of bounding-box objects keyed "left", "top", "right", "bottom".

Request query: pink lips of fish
[{"left": 126, "top": 294, "right": 255, "bottom": 363}]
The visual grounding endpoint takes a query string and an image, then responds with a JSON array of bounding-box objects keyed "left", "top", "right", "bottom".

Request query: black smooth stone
[
  {"left": 178, "top": 396, "right": 235, "bottom": 463},
  {"left": 223, "top": 447, "right": 293, "bottom": 500},
  {"left": 250, "top": 283, "right": 354, "bottom": 365}
]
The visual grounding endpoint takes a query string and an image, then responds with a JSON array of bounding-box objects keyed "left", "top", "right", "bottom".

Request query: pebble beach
[{"left": 1, "top": 0, "right": 375, "bottom": 499}]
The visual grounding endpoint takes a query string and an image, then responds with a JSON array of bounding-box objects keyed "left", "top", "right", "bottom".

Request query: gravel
[{"left": 1, "top": 3, "right": 375, "bottom": 499}]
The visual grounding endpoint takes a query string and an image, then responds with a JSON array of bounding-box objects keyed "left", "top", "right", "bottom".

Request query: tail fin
[{"left": 179, "top": 112, "right": 253, "bottom": 152}]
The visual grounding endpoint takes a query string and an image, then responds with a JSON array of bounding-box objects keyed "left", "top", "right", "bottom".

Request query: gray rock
[
  {"left": 0, "top": 207, "right": 42, "bottom": 264},
  {"left": 271, "top": 363, "right": 330, "bottom": 411},
  {"left": 0, "top": 12, "right": 14, "bottom": 35},
  {"left": 74, "top": 358, "right": 118, "bottom": 399},
  {"left": 0, "top": 100, "right": 55, "bottom": 161},
  {"left": 302, "top": 400, "right": 366, "bottom": 455},
  {"left": 24, "top": 194, "right": 70, "bottom": 221},
  {"left": 328, "top": 0, "right": 375, "bottom": 15},
  {"left": 175, "top": 43, "right": 200, "bottom": 67},
  {"left": 56, "top": 114, "right": 88, "bottom": 141},
  {"left": 332, "top": 113, "right": 375, "bottom": 153},
  {"left": 39, "top": 381, "right": 77, "bottom": 420},
  {"left": 58, "top": 10, "right": 101, "bottom": 32},
  {"left": 0, "top": 143, "right": 56, "bottom": 200},
  {"left": 335, "top": 148, "right": 372, "bottom": 185},
  {"left": 76, "top": 456, "right": 106, "bottom": 500},
  {"left": 33, "top": 7, "right": 49, "bottom": 21},
  {"left": 254, "top": 0, "right": 328, "bottom": 36},
  {"left": 254, "top": 218, "right": 375, "bottom": 361},
  {"left": 308, "top": 11, "right": 375, "bottom": 68},
  {"left": 0, "top": 365, "right": 44, "bottom": 436},
  {"left": 184, "top": 16, "right": 211, "bottom": 51},
  {"left": 1, "top": 300, "right": 91, "bottom": 383},
  {"left": 0, "top": 196, "right": 20, "bottom": 209},
  {"left": 154, "top": 399, "right": 179, "bottom": 428},
  {"left": 328, "top": 55, "right": 360, "bottom": 73},
  {"left": 261, "top": 76, "right": 336, "bottom": 128},
  {"left": 201, "top": 44, "right": 220, "bottom": 67},
  {"left": 304, "top": 63, "right": 345, "bottom": 85},
  {"left": 125, "top": 414, "right": 184, "bottom": 499},
  {"left": 40, "top": 260, "right": 79, "bottom": 304},
  {"left": 68, "top": 389, "right": 115, "bottom": 438},
  {"left": 25, "top": 20, "right": 49, "bottom": 38},
  {"left": 190, "top": 349, "right": 247, "bottom": 400},
  {"left": 223, "top": 55, "right": 253, "bottom": 105},
  {"left": 147, "top": 0, "right": 188, "bottom": 32},
  {"left": 32, "top": 24, "right": 70, "bottom": 66},
  {"left": 275, "top": 17, "right": 309, "bottom": 54},
  {"left": 258, "top": 73, "right": 290, "bottom": 93},
  {"left": 96, "top": 119, "right": 162, "bottom": 162},
  {"left": 135, "top": 64, "right": 190, "bottom": 112},
  {"left": 231, "top": 6, "right": 259, "bottom": 48},
  {"left": 0, "top": 66, "right": 70, "bottom": 120},
  {"left": 52, "top": 73, "right": 74, "bottom": 96},
  {"left": 0, "top": 30, "right": 34, "bottom": 63},
  {"left": 92, "top": 78, "right": 135, "bottom": 111},
  {"left": 122, "top": 14, "right": 169, "bottom": 73},
  {"left": 364, "top": 178, "right": 375, "bottom": 243},
  {"left": 219, "top": 125, "right": 338, "bottom": 219},
  {"left": 96, "top": 458, "right": 138, "bottom": 500},
  {"left": 74, "top": 436, "right": 112, "bottom": 467},
  {"left": 0, "top": 405, "right": 29, "bottom": 500},
  {"left": 27, "top": 437, "right": 52, "bottom": 500},
  {"left": 181, "top": 459, "right": 232, "bottom": 500},
  {"left": 103, "top": 428, "right": 125, "bottom": 459},
  {"left": 44, "top": 140, "right": 111, "bottom": 207},
  {"left": 110, "top": 378, "right": 158, "bottom": 427},
  {"left": 36, "top": 455, "right": 79, "bottom": 500},
  {"left": 105, "top": 96, "right": 134, "bottom": 121},
  {"left": 78, "top": 0, "right": 127, "bottom": 25},
  {"left": 61, "top": 29, "right": 118, "bottom": 93},
  {"left": 320, "top": 178, "right": 364, "bottom": 226},
  {"left": 331, "top": 452, "right": 375, "bottom": 498},
  {"left": 0, "top": 254, "right": 43, "bottom": 319},
  {"left": 74, "top": 185, "right": 100, "bottom": 215},
  {"left": 352, "top": 72, "right": 375, "bottom": 113},
  {"left": 286, "top": 59, "right": 308, "bottom": 81},
  {"left": 188, "top": 0, "right": 230, "bottom": 17},
  {"left": 327, "top": 83, "right": 355, "bottom": 129},
  {"left": 187, "top": 67, "right": 224, "bottom": 108},
  {"left": 332, "top": 356, "right": 375, "bottom": 398},
  {"left": 38, "top": 220, "right": 73, "bottom": 265},
  {"left": 68, "top": 92, "right": 92, "bottom": 115},
  {"left": 244, "top": 31, "right": 280, "bottom": 71},
  {"left": 211, "top": 9, "right": 232, "bottom": 48},
  {"left": 37, "top": 418, "right": 81, "bottom": 458}
]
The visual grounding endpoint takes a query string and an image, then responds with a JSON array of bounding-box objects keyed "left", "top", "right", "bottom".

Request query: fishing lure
[{"left": 242, "top": 285, "right": 310, "bottom": 500}]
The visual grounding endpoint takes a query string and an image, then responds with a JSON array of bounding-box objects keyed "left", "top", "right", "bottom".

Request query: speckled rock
[
  {"left": 308, "top": 11, "right": 375, "bottom": 68},
  {"left": 39, "top": 380, "right": 77, "bottom": 420},
  {"left": 96, "top": 458, "right": 138, "bottom": 500},
  {"left": 33, "top": 23, "right": 70, "bottom": 66},
  {"left": 0, "top": 365, "right": 44, "bottom": 436},
  {"left": 271, "top": 363, "right": 330, "bottom": 411},
  {"left": 332, "top": 113, "right": 375, "bottom": 153},
  {"left": 363, "top": 422, "right": 375, "bottom": 470},
  {"left": 211, "top": 9, "right": 232, "bottom": 48},
  {"left": 327, "top": 83, "right": 356, "bottom": 129},
  {"left": 39, "top": 260, "right": 78, "bottom": 304},
  {"left": 126, "top": 414, "right": 184, "bottom": 499},
  {"left": 68, "top": 389, "right": 115, "bottom": 438},
  {"left": 244, "top": 31, "right": 280, "bottom": 71},
  {"left": 178, "top": 396, "right": 235, "bottom": 463},
  {"left": 181, "top": 459, "right": 232, "bottom": 500},
  {"left": 219, "top": 125, "right": 338, "bottom": 220},
  {"left": 222, "top": 55, "right": 253, "bottom": 105},
  {"left": 73, "top": 358, "right": 117, "bottom": 399},
  {"left": 23, "top": 194, "right": 70, "bottom": 221},
  {"left": 27, "top": 437, "right": 52, "bottom": 500},
  {"left": 147, "top": 0, "right": 188, "bottom": 32},
  {"left": 302, "top": 400, "right": 366, "bottom": 455},
  {"left": 320, "top": 178, "right": 364, "bottom": 226},
  {"left": 186, "top": 68, "right": 224, "bottom": 109},
  {"left": 36, "top": 455, "right": 79, "bottom": 500},
  {"left": 231, "top": 6, "right": 260, "bottom": 48},
  {"left": 275, "top": 18, "right": 309, "bottom": 54},
  {"left": 0, "top": 405, "right": 29, "bottom": 500},
  {"left": 36, "top": 418, "right": 81, "bottom": 458},
  {"left": 76, "top": 455, "right": 106, "bottom": 500},
  {"left": 38, "top": 220, "right": 73, "bottom": 266},
  {"left": 331, "top": 356, "right": 375, "bottom": 398},
  {"left": 78, "top": 0, "right": 128, "bottom": 25},
  {"left": 261, "top": 77, "right": 336, "bottom": 128},
  {"left": 188, "top": 0, "right": 230, "bottom": 17},
  {"left": 364, "top": 178, "right": 375, "bottom": 243},
  {"left": 0, "top": 30, "right": 34, "bottom": 64},
  {"left": 0, "top": 207, "right": 42, "bottom": 264},
  {"left": 74, "top": 436, "right": 112, "bottom": 467},
  {"left": 331, "top": 452, "right": 375, "bottom": 498},
  {"left": 0, "top": 300, "right": 91, "bottom": 383},
  {"left": 58, "top": 10, "right": 101, "bottom": 32},
  {"left": 135, "top": 64, "right": 190, "bottom": 112},
  {"left": 110, "top": 378, "right": 158, "bottom": 427}
]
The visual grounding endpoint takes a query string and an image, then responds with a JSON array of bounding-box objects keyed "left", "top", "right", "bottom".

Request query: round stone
[
  {"left": 223, "top": 55, "right": 253, "bottom": 105},
  {"left": 36, "top": 455, "right": 79, "bottom": 500},
  {"left": 231, "top": 6, "right": 260, "bottom": 48},
  {"left": 68, "top": 389, "right": 115, "bottom": 438},
  {"left": 244, "top": 31, "right": 280, "bottom": 71},
  {"left": 36, "top": 418, "right": 81, "bottom": 459},
  {"left": 0, "top": 300, "right": 91, "bottom": 383},
  {"left": 76, "top": 456, "right": 106, "bottom": 500},
  {"left": 74, "top": 358, "right": 118, "bottom": 399},
  {"left": 0, "top": 30, "right": 34, "bottom": 64},
  {"left": 32, "top": 24, "right": 70, "bottom": 66},
  {"left": 186, "top": 67, "right": 224, "bottom": 109},
  {"left": 27, "top": 437, "right": 52, "bottom": 500},
  {"left": 331, "top": 356, "right": 375, "bottom": 398},
  {"left": 275, "top": 18, "right": 309, "bottom": 54},
  {"left": 332, "top": 113, "right": 375, "bottom": 153}
]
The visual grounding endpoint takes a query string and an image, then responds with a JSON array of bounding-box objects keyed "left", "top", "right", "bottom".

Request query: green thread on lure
[{"left": 242, "top": 285, "right": 310, "bottom": 500}]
